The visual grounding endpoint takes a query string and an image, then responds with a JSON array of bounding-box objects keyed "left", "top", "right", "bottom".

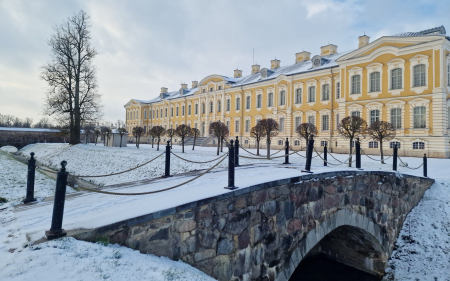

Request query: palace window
[
  {"left": 244, "top": 139, "right": 248, "bottom": 144},
  {"left": 171, "top": 108, "right": 174, "bottom": 117},
  {"left": 413, "top": 106, "right": 426, "bottom": 128},
  {"left": 202, "top": 89, "right": 206, "bottom": 93},
  {"left": 391, "top": 68, "right": 402, "bottom": 90},
  {"left": 336, "top": 82, "right": 340, "bottom": 99},
  {"left": 308, "top": 86, "right": 316, "bottom": 102},
  {"left": 202, "top": 103, "right": 205, "bottom": 114},
  {"left": 279, "top": 117, "right": 285, "bottom": 132},
  {"left": 322, "top": 115, "right": 329, "bottom": 131},
  {"left": 235, "top": 120, "right": 239, "bottom": 133},
  {"left": 236, "top": 97, "right": 241, "bottom": 110},
  {"left": 294, "top": 140, "right": 300, "bottom": 146},
  {"left": 210, "top": 87, "right": 213, "bottom": 92},
  {"left": 413, "top": 64, "right": 426, "bottom": 87},
  {"left": 322, "top": 84, "right": 330, "bottom": 101},
  {"left": 268, "top": 93, "right": 274, "bottom": 107},
  {"left": 278, "top": 140, "right": 284, "bottom": 145},
  {"left": 245, "top": 119, "right": 250, "bottom": 132},
  {"left": 226, "top": 99, "right": 231, "bottom": 111},
  {"left": 188, "top": 105, "right": 191, "bottom": 115},
  {"left": 156, "top": 110, "right": 158, "bottom": 118},
  {"left": 217, "top": 100, "right": 221, "bottom": 112},
  {"left": 182, "top": 106, "right": 185, "bottom": 116},
  {"left": 257, "top": 94, "right": 262, "bottom": 108},
  {"left": 279, "top": 90, "right": 286, "bottom": 105},
  {"left": 351, "top": 75, "right": 361, "bottom": 94},
  {"left": 295, "top": 116, "right": 301, "bottom": 129},
  {"left": 413, "top": 142, "right": 425, "bottom": 149},
  {"left": 370, "top": 72, "right": 381, "bottom": 92},
  {"left": 165, "top": 108, "right": 168, "bottom": 117},
  {"left": 351, "top": 111, "right": 360, "bottom": 117},
  {"left": 295, "top": 88, "right": 302, "bottom": 104},
  {"left": 176, "top": 107, "right": 179, "bottom": 117},
  {"left": 246, "top": 96, "right": 251, "bottom": 109},
  {"left": 336, "top": 114, "right": 339, "bottom": 128},
  {"left": 210, "top": 102, "right": 213, "bottom": 113},
  {"left": 308, "top": 115, "right": 315, "bottom": 125},
  {"left": 160, "top": 109, "right": 163, "bottom": 118},
  {"left": 144, "top": 110, "right": 147, "bottom": 119},
  {"left": 226, "top": 121, "right": 229, "bottom": 129},
  {"left": 370, "top": 109, "right": 380, "bottom": 125},
  {"left": 391, "top": 108, "right": 401, "bottom": 128},
  {"left": 390, "top": 142, "right": 401, "bottom": 149},
  {"left": 320, "top": 141, "right": 328, "bottom": 147},
  {"left": 218, "top": 86, "right": 222, "bottom": 90},
  {"left": 195, "top": 104, "right": 198, "bottom": 114},
  {"left": 369, "top": 141, "right": 378, "bottom": 148}
]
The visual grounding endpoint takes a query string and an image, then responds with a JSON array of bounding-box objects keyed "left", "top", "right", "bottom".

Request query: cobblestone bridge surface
[{"left": 73, "top": 171, "right": 434, "bottom": 281}]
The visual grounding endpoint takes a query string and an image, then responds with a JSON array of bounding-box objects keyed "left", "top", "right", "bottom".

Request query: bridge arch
[{"left": 278, "top": 209, "right": 390, "bottom": 281}]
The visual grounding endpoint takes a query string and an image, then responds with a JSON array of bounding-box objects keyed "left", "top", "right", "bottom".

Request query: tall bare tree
[
  {"left": 296, "top": 123, "right": 318, "bottom": 148},
  {"left": 132, "top": 126, "right": 144, "bottom": 148},
  {"left": 41, "top": 10, "right": 102, "bottom": 144},
  {"left": 102, "top": 127, "right": 111, "bottom": 146},
  {"left": 191, "top": 128, "right": 200, "bottom": 150},
  {"left": 250, "top": 123, "right": 265, "bottom": 156},
  {"left": 258, "top": 118, "right": 279, "bottom": 159},
  {"left": 150, "top": 126, "right": 165, "bottom": 150},
  {"left": 117, "top": 127, "right": 127, "bottom": 148},
  {"left": 94, "top": 127, "right": 101, "bottom": 145},
  {"left": 367, "top": 121, "right": 396, "bottom": 164},
  {"left": 338, "top": 116, "right": 368, "bottom": 167},
  {"left": 209, "top": 122, "right": 227, "bottom": 155},
  {"left": 82, "top": 124, "right": 94, "bottom": 144},
  {"left": 175, "top": 124, "right": 191, "bottom": 153},
  {"left": 166, "top": 129, "right": 175, "bottom": 148},
  {"left": 218, "top": 122, "right": 229, "bottom": 153}
]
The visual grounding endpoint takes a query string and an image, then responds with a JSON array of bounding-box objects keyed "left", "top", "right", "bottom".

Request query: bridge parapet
[{"left": 73, "top": 171, "right": 434, "bottom": 281}]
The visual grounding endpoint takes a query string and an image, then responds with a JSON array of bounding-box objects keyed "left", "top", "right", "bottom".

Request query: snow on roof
[
  {"left": 0, "top": 127, "right": 59, "bottom": 132},
  {"left": 392, "top": 25, "right": 447, "bottom": 38}
]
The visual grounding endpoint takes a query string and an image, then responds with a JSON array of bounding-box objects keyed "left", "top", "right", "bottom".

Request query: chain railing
[{"left": 360, "top": 149, "right": 393, "bottom": 162}]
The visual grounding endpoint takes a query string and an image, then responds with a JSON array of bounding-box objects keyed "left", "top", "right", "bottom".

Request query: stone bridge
[{"left": 73, "top": 170, "right": 434, "bottom": 281}]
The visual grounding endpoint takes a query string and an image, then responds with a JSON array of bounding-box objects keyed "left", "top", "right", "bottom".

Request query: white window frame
[
  {"left": 348, "top": 67, "right": 363, "bottom": 100},
  {"left": 322, "top": 114, "right": 329, "bottom": 131},
  {"left": 413, "top": 106, "right": 426, "bottom": 128},
  {"left": 279, "top": 90, "right": 286, "bottom": 106},
  {"left": 295, "top": 88, "right": 302, "bottom": 104},
  {"left": 369, "top": 109, "right": 380, "bottom": 125},
  {"left": 387, "top": 58, "right": 405, "bottom": 96},
  {"left": 279, "top": 117, "right": 285, "bottom": 132},
  {"left": 390, "top": 108, "right": 402, "bottom": 129},
  {"left": 257, "top": 94, "right": 262, "bottom": 108},
  {"left": 308, "top": 86, "right": 316, "bottom": 103},
  {"left": 409, "top": 54, "right": 429, "bottom": 94},
  {"left": 268, "top": 92, "right": 274, "bottom": 107},
  {"left": 322, "top": 84, "right": 330, "bottom": 101}
]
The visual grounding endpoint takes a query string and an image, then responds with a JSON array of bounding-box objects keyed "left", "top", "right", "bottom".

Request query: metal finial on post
[
  {"left": 323, "top": 143, "right": 328, "bottom": 166},
  {"left": 355, "top": 138, "right": 362, "bottom": 170},
  {"left": 393, "top": 144, "right": 398, "bottom": 171},
  {"left": 24, "top": 152, "right": 37, "bottom": 204},
  {"left": 283, "top": 138, "right": 290, "bottom": 164},
  {"left": 302, "top": 134, "right": 314, "bottom": 173},
  {"left": 163, "top": 140, "right": 172, "bottom": 178},
  {"left": 225, "top": 140, "right": 238, "bottom": 190},
  {"left": 423, "top": 154, "right": 427, "bottom": 177},
  {"left": 234, "top": 136, "right": 240, "bottom": 167},
  {"left": 45, "top": 161, "right": 69, "bottom": 240}
]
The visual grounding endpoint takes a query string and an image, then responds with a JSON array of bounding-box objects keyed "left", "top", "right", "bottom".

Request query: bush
[
  {"left": 0, "top": 197, "right": 8, "bottom": 204},
  {"left": 95, "top": 236, "right": 109, "bottom": 246}
]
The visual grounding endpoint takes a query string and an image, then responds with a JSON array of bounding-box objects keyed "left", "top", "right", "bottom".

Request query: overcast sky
[{"left": 1, "top": 0, "right": 449, "bottom": 124}]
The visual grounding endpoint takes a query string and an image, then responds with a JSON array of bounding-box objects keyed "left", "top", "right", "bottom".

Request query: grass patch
[
  {"left": 0, "top": 197, "right": 7, "bottom": 204},
  {"left": 95, "top": 236, "right": 110, "bottom": 246}
]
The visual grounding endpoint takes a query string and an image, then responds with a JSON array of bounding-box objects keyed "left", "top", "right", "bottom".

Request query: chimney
[
  {"left": 192, "top": 80, "right": 198, "bottom": 88},
  {"left": 181, "top": 83, "right": 188, "bottom": 89},
  {"left": 295, "top": 51, "right": 311, "bottom": 63},
  {"left": 161, "top": 87, "right": 168, "bottom": 94},
  {"left": 320, "top": 44, "right": 338, "bottom": 56},
  {"left": 234, "top": 69, "right": 242, "bottom": 78},
  {"left": 271, "top": 59, "right": 280, "bottom": 70},
  {"left": 358, "top": 35, "right": 370, "bottom": 48},
  {"left": 251, "top": 64, "right": 260, "bottom": 74}
]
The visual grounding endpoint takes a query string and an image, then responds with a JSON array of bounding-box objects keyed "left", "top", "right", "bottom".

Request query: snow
[
  {"left": 1, "top": 143, "right": 449, "bottom": 280},
  {"left": 0, "top": 127, "right": 59, "bottom": 132},
  {"left": 0, "top": 146, "right": 18, "bottom": 153}
]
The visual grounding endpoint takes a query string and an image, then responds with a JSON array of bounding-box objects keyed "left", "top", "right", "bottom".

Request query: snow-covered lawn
[{"left": 1, "top": 143, "right": 449, "bottom": 280}]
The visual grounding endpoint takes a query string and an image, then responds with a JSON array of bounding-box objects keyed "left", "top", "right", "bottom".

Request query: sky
[{"left": 0, "top": 0, "right": 449, "bottom": 124}]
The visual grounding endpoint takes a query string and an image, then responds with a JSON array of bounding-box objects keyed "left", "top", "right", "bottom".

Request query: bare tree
[
  {"left": 218, "top": 122, "right": 229, "bottom": 153},
  {"left": 116, "top": 119, "right": 125, "bottom": 128},
  {"left": 337, "top": 116, "right": 368, "bottom": 167},
  {"left": 367, "top": 121, "right": 396, "bottom": 164},
  {"left": 175, "top": 124, "right": 191, "bottom": 153},
  {"left": 150, "top": 126, "right": 165, "bottom": 150},
  {"left": 250, "top": 123, "right": 265, "bottom": 156},
  {"left": 132, "top": 126, "right": 144, "bottom": 148},
  {"left": 102, "top": 127, "right": 111, "bottom": 146},
  {"left": 258, "top": 118, "right": 279, "bottom": 159},
  {"left": 41, "top": 10, "right": 102, "bottom": 144},
  {"left": 117, "top": 127, "right": 127, "bottom": 148},
  {"left": 166, "top": 129, "right": 175, "bottom": 148},
  {"left": 209, "top": 122, "right": 225, "bottom": 155},
  {"left": 296, "top": 123, "right": 318, "bottom": 148},
  {"left": 191, "top": 128, "right": 200, "bottom": 150},
  {"left": 94, "top": 127, "right": 101, "bottom": 145},
  {"left": 82, "top": 124, "right": 94, "bottom": 144}
]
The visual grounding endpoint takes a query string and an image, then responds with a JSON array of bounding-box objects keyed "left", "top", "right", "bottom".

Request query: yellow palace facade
[{"left": 125, "top": 26, "right": 450, "bottom": 158}]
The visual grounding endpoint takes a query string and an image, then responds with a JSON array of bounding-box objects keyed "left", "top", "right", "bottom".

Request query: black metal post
[
  {"left": 45, "top": 161, "right": 69, "bottom": 240},
  {"left": 323, "top": 144, "right": 328, "bottom": 167},
  {"left": 355, "top": 138, "right": 361, "bottom": 169},
  {"left": 225, "top": 140, "right": 238, "bottom": 190},
  {"left": 393, "top": 144, "right": 398, "bottom": 171},
  {"left": 283, "top": 138, "right": 290, "bottom": 164},
  {"left": 163, "top": 140, "right": 171, "bottom": 177},
  {"left": 423, "top": 154, "right": 427, "bottom": 177},
  {"left": 23, "top": 152, "right": 37, "bottom": 204},
  {"left": 234, "top": 136, "right": 240, "bottom": 167},
  {"left": 302, "top": 134, "right": 314, "bottom": 173}
]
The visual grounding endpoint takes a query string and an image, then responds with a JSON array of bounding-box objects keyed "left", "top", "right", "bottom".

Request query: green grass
[{"left": 95, "top": 236, "right": 110, "bottom": 246}]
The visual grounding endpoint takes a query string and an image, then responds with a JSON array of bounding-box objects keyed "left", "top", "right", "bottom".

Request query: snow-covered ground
[{"left": 1, "top": 143, "right": 449, "bottom": 280}]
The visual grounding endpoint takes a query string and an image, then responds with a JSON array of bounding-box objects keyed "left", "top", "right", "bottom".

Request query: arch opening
[{"left": 289, "top": 225, "right": 387, "bottom": 281}]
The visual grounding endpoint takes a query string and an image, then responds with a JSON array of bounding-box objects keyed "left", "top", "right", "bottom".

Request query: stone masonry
[{"left": 73, "top": 171, "right": 434, "bottom": 281}]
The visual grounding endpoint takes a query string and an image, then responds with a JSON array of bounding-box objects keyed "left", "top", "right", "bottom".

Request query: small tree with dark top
[
  {"left": 367, "top": 121, "right": 396, "bottom": 164},
  {"left": 251, "top": 123, "right": 265, "bottom": 156},
  {"left": 83, "top": 124, "right": 94, "bottom": 144},
  {"left": 296, "top": 123, "right": 318, "bottom": 149},
  {"left": 258, "top": 118, "right": 279, "bottom": 159},
  {"left": 132, "top": 126, "right": 144, "bottom": 148},
  {"left": 150, "top": 126, "right": 165, "bottom": 150},
  {"left": 117, "top": 127, "right": 127, "bottom": 148},
  {"left": 209, "top": 122, "right": 226, "bottom": 155},
  {"left": 219, "top": 122, "right": 229, "bottom": 152},
  {"left": 191, "top": 127, "right": 200, "bottom": 150},
  {"left": 101, "top": 127, "right": 111, "bottom": 146},
  {"left": 338, "top": 116, "right": 368, "bottom": 167},
  {"left": 175, "top": 124, "right": 191, "bottom": 153},
  {"left": 166, "top": 129, "right": 175, "bottom": 148}
]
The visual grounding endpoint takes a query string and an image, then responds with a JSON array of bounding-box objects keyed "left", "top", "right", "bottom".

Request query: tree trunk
[
  {"left": 73, "top": 53, "right": 81, "bottom": 145},
  {"left": 348, "top": 138, "right": 353, "bottom": 167},
  {"left": 120, "top": 135, "right": 123, "bottom": 148},
  {"left": 217, "top": 139, "right": 220, "bottom": 155},
  {"left": 157, "top": 138, "right": 160, "bottom": 150},
  {"left": 267, "top": 133, "right": 270, "bottom": 159},
  {"left": 380, "top": 140, "right": 384, "bottom": 164},
  {"left": 256, "top": 139, "right": 260, "bottom": 156},
  {"left": 220, "top": 137, "right": 223, "bottom": 152},
  {"left": 192, "top": 136, "right": 196, "bottom": 150},
  {"left": 182, "top": 137, "right": 185, "bottom": 153},
  {"left": 152, "top": 138, "right": 154, "bottom": 148}
]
